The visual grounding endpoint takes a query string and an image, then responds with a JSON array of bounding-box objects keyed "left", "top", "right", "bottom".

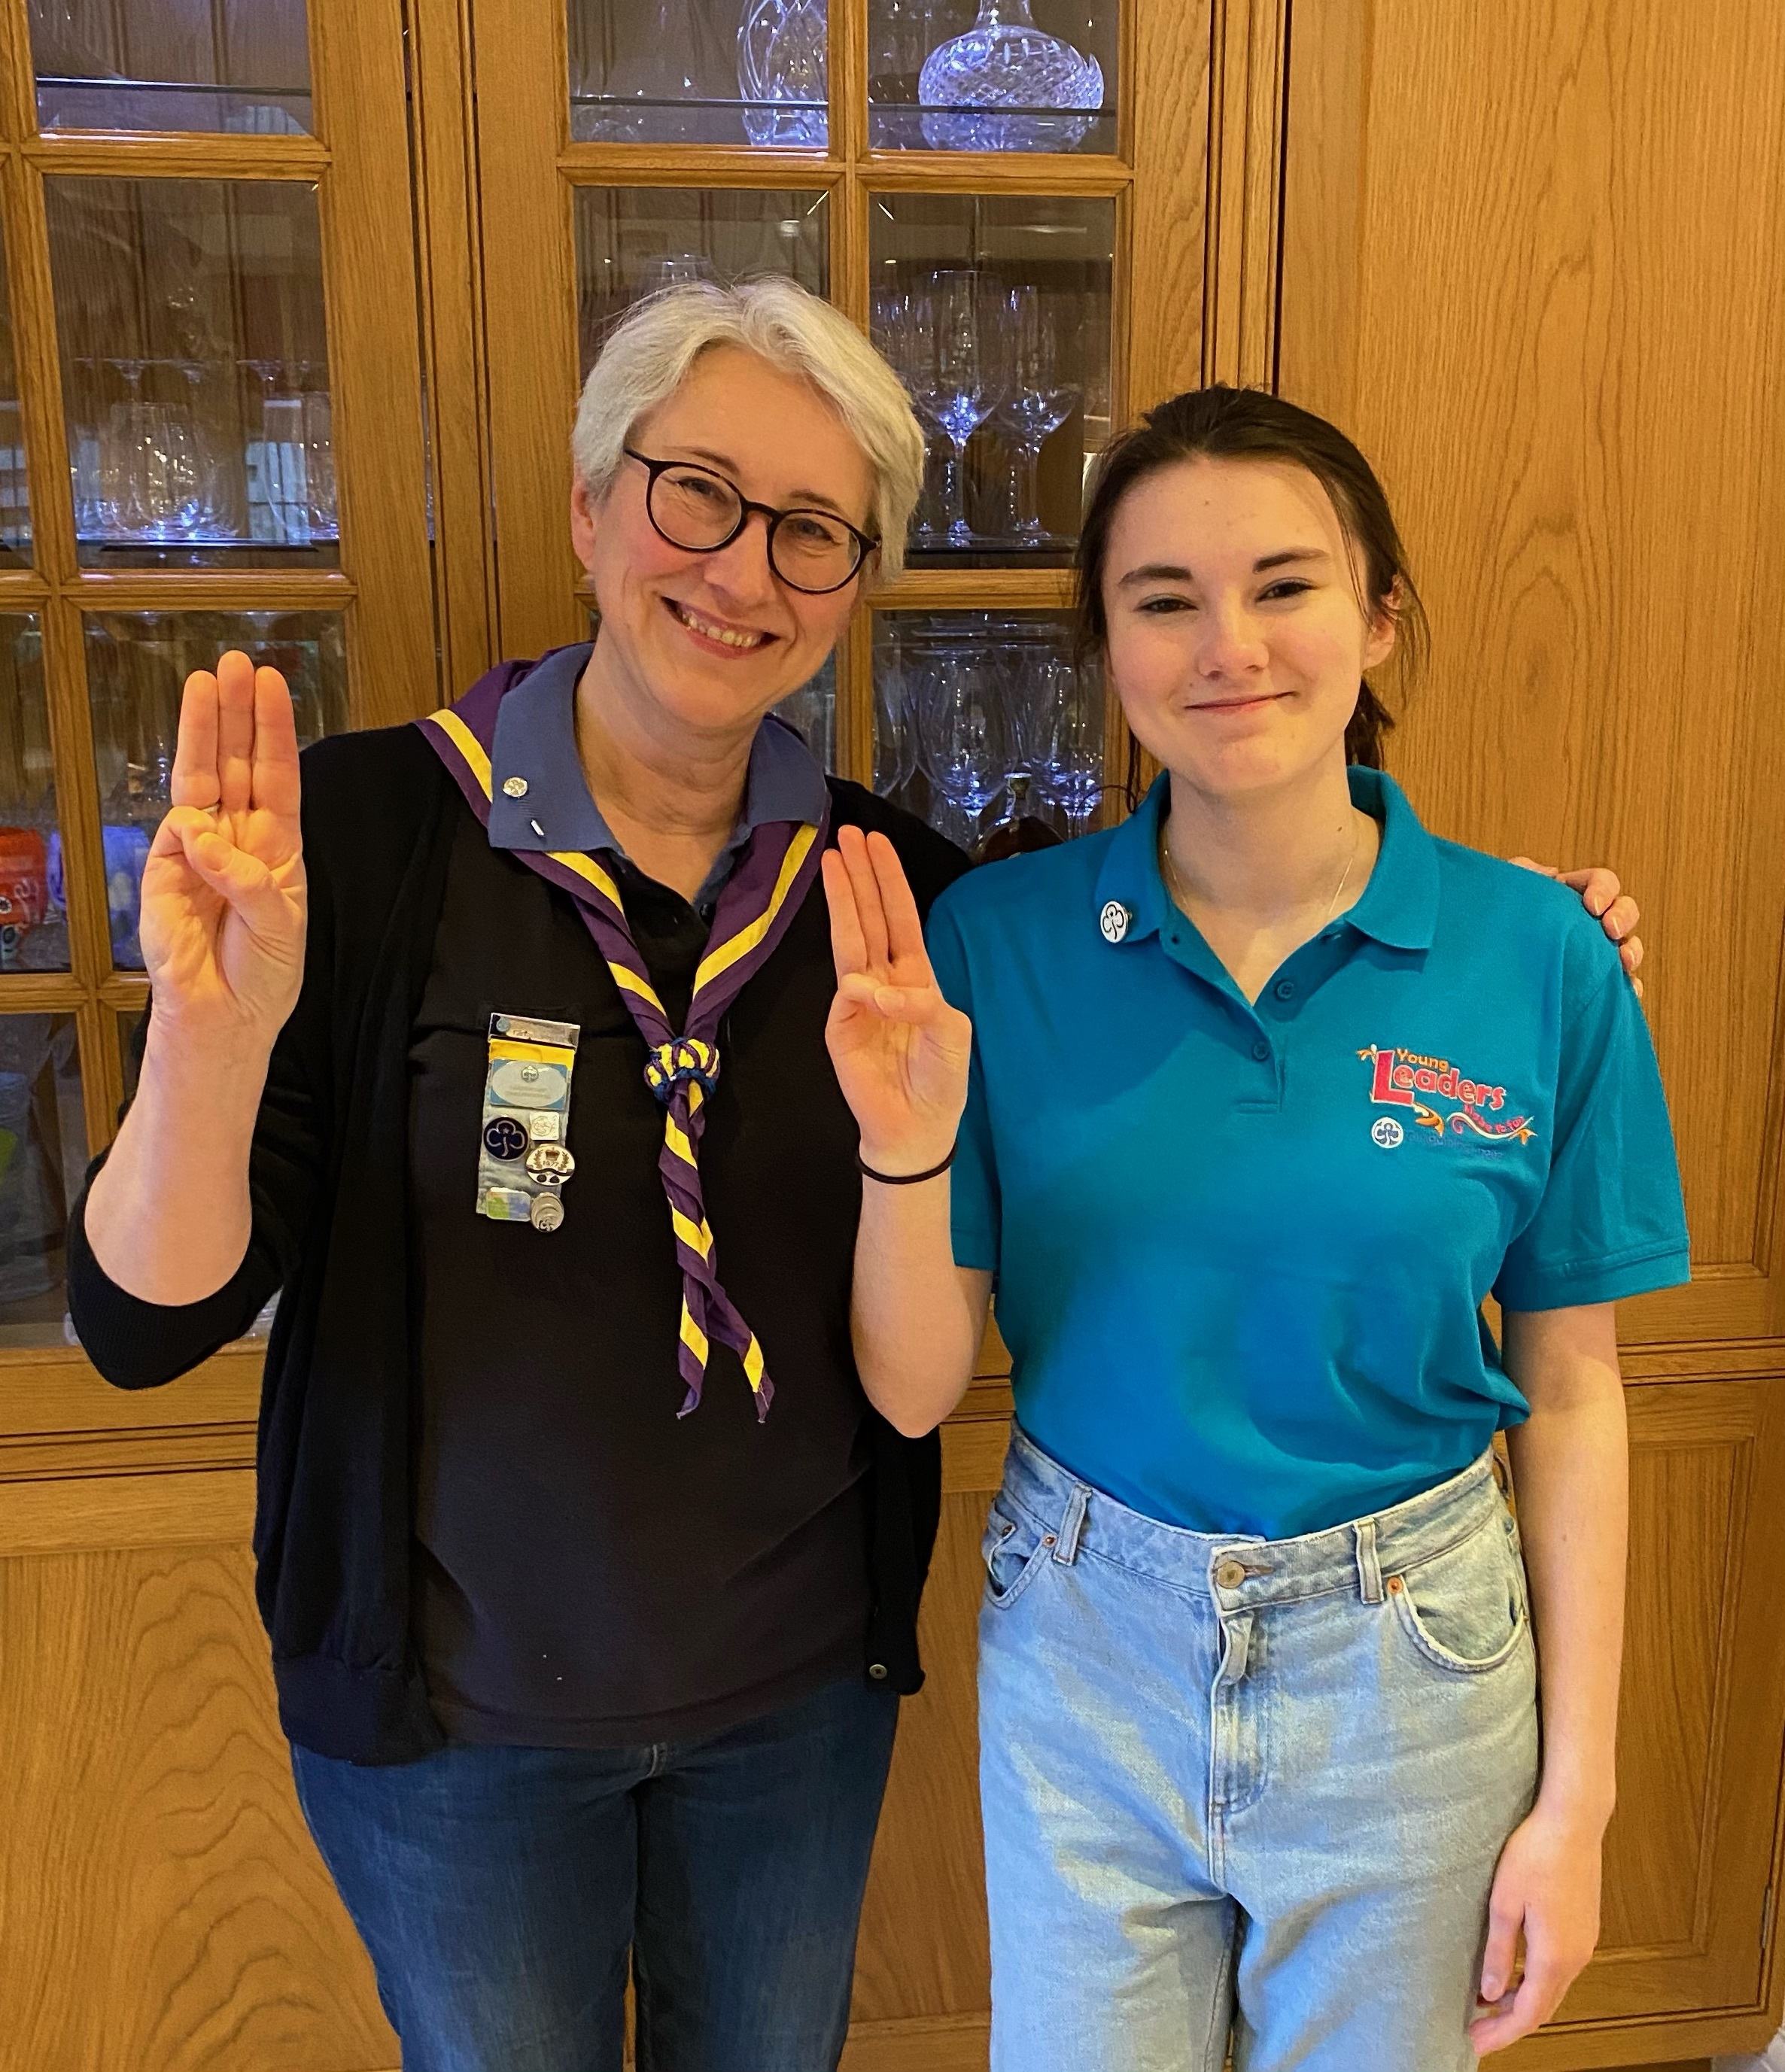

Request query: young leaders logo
[{"left": 1357, "top": 1044, "right": 1537, "bottom": 1147}]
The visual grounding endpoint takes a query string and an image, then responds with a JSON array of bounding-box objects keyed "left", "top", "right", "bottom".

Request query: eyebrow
[
  {"left": 674, "top": 446, "right": 853, "bottom": 519},
  {"left": 1115, "top": 547, "right": 1333, "bottom": 587}
]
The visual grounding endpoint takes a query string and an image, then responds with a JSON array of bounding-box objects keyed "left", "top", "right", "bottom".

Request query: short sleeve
[
  {"left": 925, "top": 893, "right": 1001, "bottom": 1274},
  {"left": 1495, "top": 955, "right": 1689, "bottom": 1311}
]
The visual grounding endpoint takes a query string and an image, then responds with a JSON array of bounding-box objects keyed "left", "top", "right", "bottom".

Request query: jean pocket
[
  {"left": 1389, "top": 1514, "right": 1531, "bottom": 1675},
  {"left": 981, "top": 1497, "right": 1054, "bottom": 1610}
]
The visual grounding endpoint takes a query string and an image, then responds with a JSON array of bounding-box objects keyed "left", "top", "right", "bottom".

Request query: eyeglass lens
[{"left": 649, "top": 463, "right": 862, "bottom": 590}]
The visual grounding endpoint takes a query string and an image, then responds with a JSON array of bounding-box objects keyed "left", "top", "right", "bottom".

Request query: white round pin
[
  {"left": 1099, "top": 901, "right": 1130, "bottom": 944},
  {"left": 502, "top": 776, "right": 528, "bottom": 798},
  {"left": 1371, "top": 1117, "right": 1404, "bottom": 1148}
]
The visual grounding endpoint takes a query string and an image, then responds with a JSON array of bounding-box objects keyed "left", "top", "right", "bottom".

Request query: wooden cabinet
[{"left": 2, "top": 3, "right": 1783, "bottom": 2068}]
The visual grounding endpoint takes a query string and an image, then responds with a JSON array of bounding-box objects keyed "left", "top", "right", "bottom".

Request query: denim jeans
[
  {"left": 290, "top": 1675, "right": 899, "bottom": 2072},
  {"left": 979, "top": 1428, "right": 1540, "bottom": 2072}
]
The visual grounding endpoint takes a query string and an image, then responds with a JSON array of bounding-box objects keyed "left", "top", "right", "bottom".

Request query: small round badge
[
  {"left": 1099, "top": 901, "right": 1131, "bottom": 944},
  {"left": 1371, "top": 1117, "right": 1405, "bottom": 1149},
  {"left": 529, "top": 1192, "right": 565, "bottom": 1232},
  {"left": 483, "top": 1116, "right": 528, "bottom": 1161},
  {"left": 502, "top": 776, "right": 528, "bottom": 798}
]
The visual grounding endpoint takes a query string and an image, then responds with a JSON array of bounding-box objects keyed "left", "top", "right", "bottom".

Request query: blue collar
[
  {"left": 485, "top": 641, "right": 830, "bottom": 905},
  {"left": 1092, "top": 763, "right": 1440, "bottom": 952}
]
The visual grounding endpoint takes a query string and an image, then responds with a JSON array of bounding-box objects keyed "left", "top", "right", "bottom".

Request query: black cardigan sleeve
[{"left": 66, "top": 759, "right": 340, "bottom": 1390}]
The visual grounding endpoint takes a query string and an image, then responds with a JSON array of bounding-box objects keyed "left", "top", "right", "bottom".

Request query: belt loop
[
  {"left": 1354, "top": 1516, "right": 1383, "bottom": 1604},
  {"left": 1052, "top": 1484, "right": 1089, "bottom": 1566}
]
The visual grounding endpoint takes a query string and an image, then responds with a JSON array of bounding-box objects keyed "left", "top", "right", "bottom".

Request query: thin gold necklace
[{"left": 1160, "top": 813, "right": 1361, "bottom": 928}]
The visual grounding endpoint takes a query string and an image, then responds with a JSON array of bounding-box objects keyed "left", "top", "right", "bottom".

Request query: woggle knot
[{"left": 644, "top": 1038, "right": 720, "bottom": 1104}]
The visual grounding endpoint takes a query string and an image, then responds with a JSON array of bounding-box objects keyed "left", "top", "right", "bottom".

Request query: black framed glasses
[{"left": 623, "top": 447, "right": 879, "bottom": 595}]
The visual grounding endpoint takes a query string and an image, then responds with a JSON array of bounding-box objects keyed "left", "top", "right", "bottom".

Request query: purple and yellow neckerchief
[{"left": 418, "top": 662, "right": 829, "bottom": 1421}]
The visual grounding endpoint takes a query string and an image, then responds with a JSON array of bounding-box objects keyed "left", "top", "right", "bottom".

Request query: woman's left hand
[
  {"left": 1468, "top": 1803, "right": 1605, "bottom": 2055},
  {"left": 1512, "top": 859, "right": 1644, "bottom": 997}
]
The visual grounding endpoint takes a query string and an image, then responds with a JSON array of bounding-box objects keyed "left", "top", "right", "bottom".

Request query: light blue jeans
[{"left": 979, "top": 1428, "right": 1540, "bottom": 2072}]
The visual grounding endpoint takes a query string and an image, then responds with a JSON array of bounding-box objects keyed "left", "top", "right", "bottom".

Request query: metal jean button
[{"left": 1215, "top": 1557, "right": 1248, "bottom": 1590}]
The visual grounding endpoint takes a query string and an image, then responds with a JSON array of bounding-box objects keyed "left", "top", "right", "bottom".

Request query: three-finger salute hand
[
  {"left": 138, "top": 650, "right": 308, "bottom": 1053},
  {"left": 822, "top": 826, "right": 972, "bottom": 1172}
]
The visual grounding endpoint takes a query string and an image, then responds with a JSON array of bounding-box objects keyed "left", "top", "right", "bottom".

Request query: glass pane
[
  {"left": 868, "top": 0, "right": 1116, "bottom": 153},
  {"left": 875, "top": 609, "right": 1108, "bottom": 852},
  {"left": 0, "top": 222, "right": 29, "bottom": 567},
  {"left": 86, "top": 612, "right": 346, "bottom": 969},
  {"left": 0, "top": 618, "right": 67, "bottom": 972},
  {"left": 45, "top": 179, "right": 336, "bottom": 570},
  {"left": 569, "top": 0, "right": 826, "bottom": 147},
  {"left": 869, "top": 193, "right": 1114, "bottom": 568},
  {"left": 29, "top": 0, "right": 312, "bottom": 134},
  {"left": 575, "top": 187, "right": 829, "bottom": 375},
  {"left": 774, "top": 653, "right": 836, "bottom": 773},
  {"left": 0, "top": 1013, "right": 84, "bottom": 1349}
]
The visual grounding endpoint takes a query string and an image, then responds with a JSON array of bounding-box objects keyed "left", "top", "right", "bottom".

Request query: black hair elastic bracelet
[{"left": 857, "top": 1144, "right": 957, "bottom": 1186}]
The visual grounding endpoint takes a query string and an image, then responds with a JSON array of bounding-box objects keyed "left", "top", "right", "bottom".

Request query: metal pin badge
[
  {"left": 502, "top": 776, "right": 528, "bottom": 798},
  {"left": 1099, "top": 901, "right": 1131, "bottom": 944}
]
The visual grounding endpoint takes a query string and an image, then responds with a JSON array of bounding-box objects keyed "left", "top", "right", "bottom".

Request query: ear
[
  {"left": 1362, "top": 579, "right": 1401, "bottom": 673},
  {"left": 570, "top": 473, "right": 601, "bottom": 576}
]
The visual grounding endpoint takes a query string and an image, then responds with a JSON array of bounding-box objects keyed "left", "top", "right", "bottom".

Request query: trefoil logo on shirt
[{"left": 1357, "top": 1044, "right": 1537, "bottom": 1147}]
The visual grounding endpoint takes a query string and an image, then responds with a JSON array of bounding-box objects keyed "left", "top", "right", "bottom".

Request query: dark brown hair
[{"left": 1074, "top": 385, "right": 1428, "bottom": 769}]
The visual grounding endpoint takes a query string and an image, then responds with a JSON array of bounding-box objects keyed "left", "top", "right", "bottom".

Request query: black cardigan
[{"left": 68, "top": 721, "right": 969, "bottom": 1764}]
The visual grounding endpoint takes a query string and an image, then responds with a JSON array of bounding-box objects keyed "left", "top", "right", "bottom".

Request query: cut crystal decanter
[
  {"left": 918, "top": 0, "right": 1103, "bottom": 152},
  {"left": 738, "top": 0, "right": 829, "bottom": 147}
]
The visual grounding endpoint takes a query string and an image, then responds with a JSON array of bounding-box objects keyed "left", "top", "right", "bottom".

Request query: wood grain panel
[
  {"left": 471, "top": 2, "right": 584, "bottom": 663},
  {"left": 1278, "top": 0, "right": 1785, "bottom": 1337},
  {"left": 850, "top": 1487, "right": 995, "bottom": 2028},
  {"left": 0, "top": 1535, "right": 394, "bottom": 2072},
  {"left": 1515, "top": 1379, "right": 1785, "bottom": 2037},
  {"left": 312, "top": 0, "right": 438, "bottom": 730},
  {"left": 1128, "top": 0, "right": 1213, "bottom": 411}
]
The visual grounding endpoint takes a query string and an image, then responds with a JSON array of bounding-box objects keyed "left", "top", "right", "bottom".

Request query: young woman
[{"left": 822, "top": 387, "right": 1686, "bottom": 2072}]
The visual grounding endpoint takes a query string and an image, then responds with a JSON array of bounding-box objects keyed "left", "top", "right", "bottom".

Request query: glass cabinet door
[
  {"left": 0, "top": 2, "right": 430, "bottom": 1344},
  {"left": 476, "top": 1, "right": 1208, "bottom": 855}
]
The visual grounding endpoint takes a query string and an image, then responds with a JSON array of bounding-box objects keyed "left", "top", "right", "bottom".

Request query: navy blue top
[{"left": 927, "top": 767, "right": 1690, "bottom": 1539}]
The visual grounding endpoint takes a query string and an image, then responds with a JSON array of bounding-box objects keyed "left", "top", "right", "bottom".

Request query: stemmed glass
[
  {"left": 871, "top": 633, "right": 918, "bottom": 798},
  {"left": 917, "top": 644, "right": 1007, "bottom": 845},
  {"left": 989, "top": 284, "right": 1080, "bottom": 541},
  {"left": 871, "top": 280, "right": 946, "bottom": 543},
  {"left": 911, "top": 271, "right": 993, "bottom": 547},
  {"left": 1034, "top": 649, "right": 1105, "bottom": 834}
]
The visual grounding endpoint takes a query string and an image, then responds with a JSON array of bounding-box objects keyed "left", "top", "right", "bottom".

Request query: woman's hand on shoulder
[
  {"left": 822, "top": 825, "right": 972, "bottom": 1172},
  {"left": 1510, "top": 858, "right": 1644, "bottom": 997},
  {"left": 138, "top": 650, "right": 308, "bottom": 1059}
]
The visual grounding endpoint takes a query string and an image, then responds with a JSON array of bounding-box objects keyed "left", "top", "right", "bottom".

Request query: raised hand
[
  {"left": 139, "top": 650, "right": 307, "bottom": 1054},
  {"left": 822, "top": 827, "right": 972, "bottom": 1173}
]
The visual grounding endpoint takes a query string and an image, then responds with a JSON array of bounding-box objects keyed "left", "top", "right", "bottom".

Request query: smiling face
[
  {"left": 571, "top": 343, "right": 877, "bottom": 738},
  {"left": 1102, "top": 454, "right": 1397, "bottom": 801}
]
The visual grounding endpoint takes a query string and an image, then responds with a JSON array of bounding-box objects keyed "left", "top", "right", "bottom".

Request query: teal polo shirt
[{"left": 926, "top": 767, "right": 1689, "bottom": 1539}]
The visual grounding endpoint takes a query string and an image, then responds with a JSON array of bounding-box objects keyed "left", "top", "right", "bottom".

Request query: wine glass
[
  {"left": 1034, "top": 649, "right": 1104, "bottom": 834},
  {"left": 917, "top": 644, "right": 1007, "bottom": 845},
  {"left": 989, "top": 284, "right": 1080, "bottom": 542},
  {"left": 871, "top": 636, "right": 918, "bottom": 798},
  {"left": 911, "top": 272, "right": 993, "bottom": 547}
]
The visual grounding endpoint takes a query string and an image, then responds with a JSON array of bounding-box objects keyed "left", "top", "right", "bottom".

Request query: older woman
[
  {"left": 69, "top": 281, "right": 1638, "bottom": 2072},
  {"left": 69, "top": 279, "right": 957, "bottom": 2072}
]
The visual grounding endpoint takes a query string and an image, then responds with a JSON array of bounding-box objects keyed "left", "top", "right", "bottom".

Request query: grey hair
[{"left": 570, "top": 276, "right": 926, "bottom": 579}]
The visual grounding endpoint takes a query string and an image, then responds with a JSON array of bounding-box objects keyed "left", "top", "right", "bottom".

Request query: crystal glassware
[
  {"left": 911, "top": 272, "right": 993, "bottom": 548},
  {"left": 918, "top": 0, "right": 1104, "bottom": 152},
  {"left": 1034, "top": 650, "right": 1104, "bottom": 834},
  {"left": 989, "top": 284, "right": 1080, "bottom": 542},
  {"left": 872, "top": 642, "right": 919, "bottom": 798},
  {"left": 917, "top": 645, "right": 1007, "bottom": 846},
  {"left": 737, "top": 0, "right": 829, "bottom": 147},
  {"left": 581, "top": 0, "right": 737, "bottom": 144}
]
